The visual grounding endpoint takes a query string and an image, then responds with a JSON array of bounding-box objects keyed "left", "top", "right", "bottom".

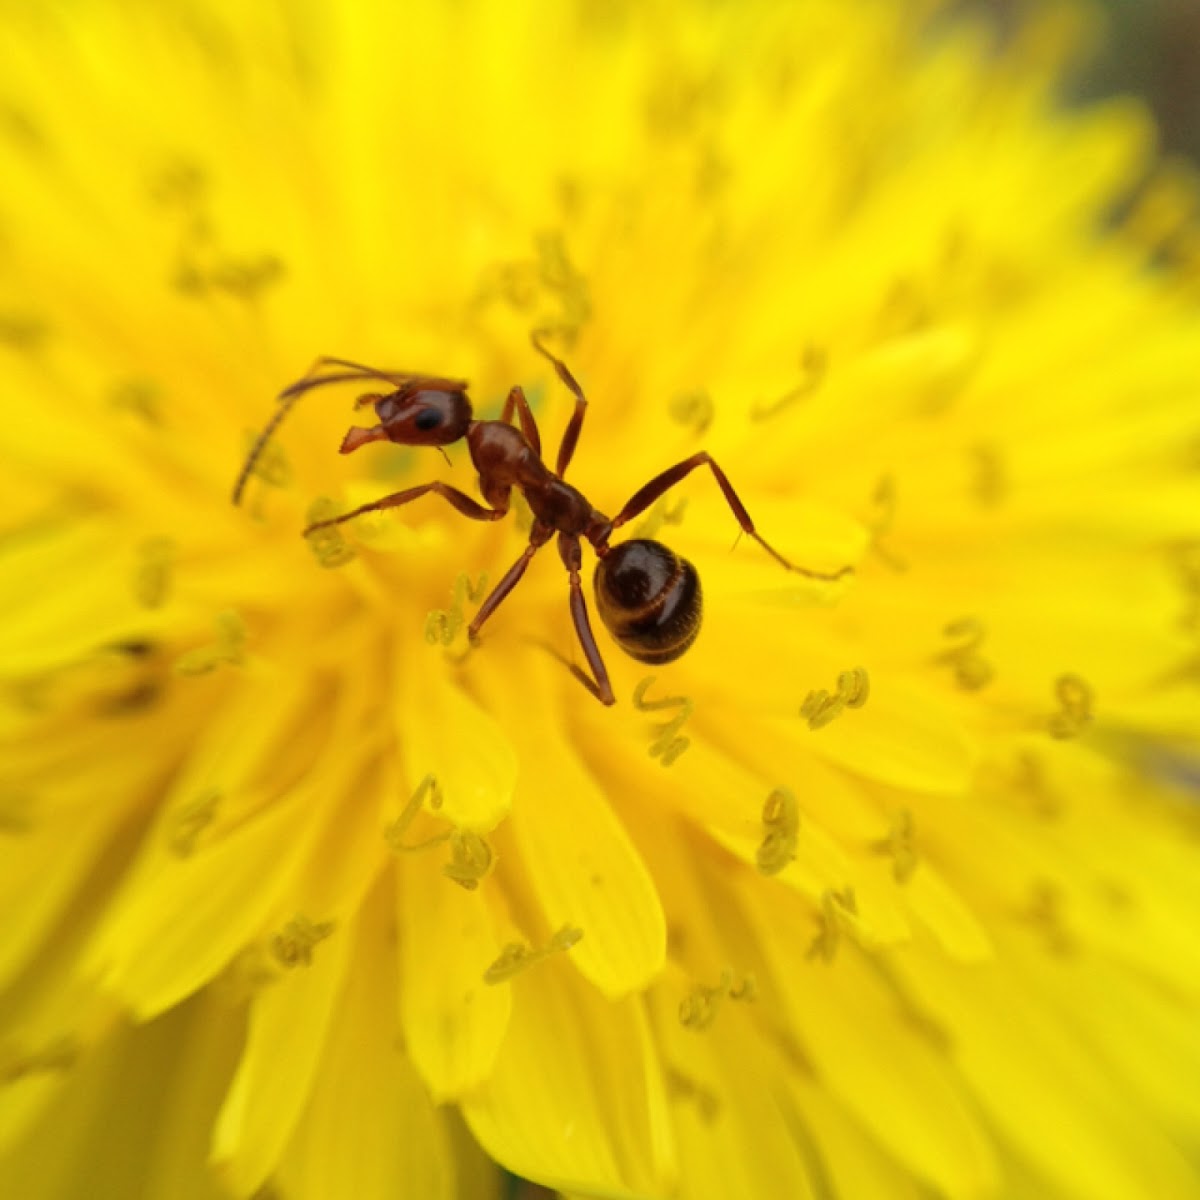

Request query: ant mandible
[{"left": 233, "top": 334, "right": 851, "bottom": 705}]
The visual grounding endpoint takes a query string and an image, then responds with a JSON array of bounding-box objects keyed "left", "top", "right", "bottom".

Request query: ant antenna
[
  {"left": 232, "top": 359, "right": 429, "bottom": 506},
  {"left": 232, "top": 389, "right": 304, "bottom": 506}
]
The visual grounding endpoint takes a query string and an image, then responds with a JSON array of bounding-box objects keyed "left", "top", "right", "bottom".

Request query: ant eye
[{"left": 415, "top": 409, "right": 443, "bottom": 432}]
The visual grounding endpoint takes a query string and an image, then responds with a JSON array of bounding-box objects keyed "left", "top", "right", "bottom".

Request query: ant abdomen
[{"left": 593, "top": 539, "right": 702, "bottom": 664}]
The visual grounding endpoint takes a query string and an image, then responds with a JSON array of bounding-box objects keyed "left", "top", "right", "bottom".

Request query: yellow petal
[
  {"left": 904, "top": 864, "right": 994, "bottom": 963},
  {"left": 743, "top": 880, "right": 1000, "bottom": 1197},
  {"left": 212, "top": 920, "right": 350, "bottom": 1196},
  {"left": 276, "top": 881, "right": 459, "bottom": 1200},
  {"left": 0, "top": 999, "right": 237, "bottom": 1200},
  {"left": 396, "top": 855, "right": 512, "bottom": 1101},
  {"left": 461, "top": 960, "right": 674, "bottom": 1197},
  {"left": 478, "top": 659, "right": 666, "bottom": 996},
  {"left": 398, "top": 666, "right": 517, "bottom": 832},
  {"left": 644, "top": 966, "right": 829, "bottom": 1200},
  {"left": 899, "top": 941, "right": 1200, "bottom": 1198}
]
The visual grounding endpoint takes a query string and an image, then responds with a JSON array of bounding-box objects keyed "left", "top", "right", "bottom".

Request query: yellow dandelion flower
[{"left": 3, "top": 0, "right": 1200, "bottom": 1197}]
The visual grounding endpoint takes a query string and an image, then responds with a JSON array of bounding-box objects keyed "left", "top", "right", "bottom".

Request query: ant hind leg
[{"left": 612, "top": 452, "right": 852, "bottom": 581}]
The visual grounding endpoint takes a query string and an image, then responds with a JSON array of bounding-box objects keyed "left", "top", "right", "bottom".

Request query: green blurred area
[
  {"left": 1073, "top": 0, "right": 1200, "bottom": 161},
  {"left": 961, "top": 0, "right": 1200, "bottom": 161}
]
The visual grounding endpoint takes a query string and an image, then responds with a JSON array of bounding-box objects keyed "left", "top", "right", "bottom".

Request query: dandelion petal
[
  {"left": 397, "top": 856, "right": 512, "bottom": 1101},
  {"left": 462, "top": 962, "right": 674, "bottom": 1196},
  {"left": 276, "top": 883, "right": 459, "bottom": 1200},
  {"left": 212, "top": 920, "right": 350, "bottom": 1196}
]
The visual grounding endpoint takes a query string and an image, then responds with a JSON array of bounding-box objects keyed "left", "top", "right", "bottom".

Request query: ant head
[{"left": 340, "top": 385, "right": 473, "bottom": 454}]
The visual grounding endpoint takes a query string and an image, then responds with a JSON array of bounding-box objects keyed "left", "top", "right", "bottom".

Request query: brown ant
[{"left": 233, "top": 335, "right": 851, "bottom": 705}]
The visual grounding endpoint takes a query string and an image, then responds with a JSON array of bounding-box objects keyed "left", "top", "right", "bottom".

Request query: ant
[{"left": 233, "top": 335, "right": 851, "bottom": 705}]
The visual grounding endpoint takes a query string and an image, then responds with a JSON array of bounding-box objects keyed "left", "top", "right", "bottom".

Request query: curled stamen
[
  {"left": 483, "top": 925, "right": 583, "bottom": 985},
  {"left": 386, "top": 776, "right": 495, "bottom": 888},
  {"left": 756, "top": 786, "right": 800, "bottom": 876},
  {"left": 678, "top": 985, "right": 722, "bottom": 1032},
  {"left": 172, "top": 203, "right": 285, "bottom": 303},
  {"left": 632, "top": 677, "right": 693, "bottom": 765},
  {"left": 871, "top": 809, "right": 918, "bottom": 883},
  {"left": 1045, "top": 674, "right": 1094, "bottom": 739},
  {"left": 679, "top": 969, "right": 757, "bottom": 1031},
  {"left": 474, "top": 233, "right": 591, "bottom": 343},
  {"left": 536, "top": 232, "right": 591, "bottom": 335},
  {"left": 167, "top": 788, "right": 220, "bottom": 857},
  {"left": 800, "top": 667, "right": 869, "bottom": 730},
  {"left": 669, "top": 390, "right": 714, "bottom": 435},
  {"left": 271, "top": 915, "right": 335, "bottom": 968},
  {"left": 442, "top": 829, "right": 494, "bottom": 890},
  {"left": 807, "top": 888, "right": 857, "bottom": 964},
  {"left": 839, "top": 669, "right": 870, "bottom": 708},
  {"left": 935, "top": 617, "right": 995, "bottom": 690},
  {"left": 426, "top": 572, "right": 489, "bottom": 647},
  {"left": 750, "top": 344, "right": 828, "bottom": 421},
  {"left": 174, "top": 610, "right": 246, "bottom": 676},
  {"left": 800, "top": 689, "right": 836, "bottom": 728},
  {"left": 486, "top": 260, "right": 539, "bottom": 309},
  {"left": 304, "top": 498, "right": 357, "bottom": 568}
]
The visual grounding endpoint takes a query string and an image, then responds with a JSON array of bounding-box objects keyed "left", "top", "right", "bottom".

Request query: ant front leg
[
  {"left": 499, "top": 385, "right": 542, "bottom": 458},
  {"left": 303, "top": 481, "right": 507, "bottom": 534},
  {"left": 531, "top": 333, "right": 589, "bottom": 478},
  {"left": 611, "top": 452, "right": 851, "bottom": 581},
  {"left": 468, "top": 523, "right": 553, "bottom": 641},
  {"left": 557, "top": 532, "right": 615, "bottom": 705}
]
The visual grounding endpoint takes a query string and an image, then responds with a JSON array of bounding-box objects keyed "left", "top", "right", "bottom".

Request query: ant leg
[
  {"left": 611, "top": 452, "right": 851, "bottom": 581},
  {"left": 531, "top": 333, "right": 588, "bottom": 478},
  {"left": 468, "top": 524, "right": 553, "bottom": 640},
  {"left": 303, "top": 481, "right": 507, "bottom": 534},
  {"left": 499, "top": 385, "right": 542, "bottom": 459},
  {"left": 558, "top": 533, "right": 615, "bottom": 705}
]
